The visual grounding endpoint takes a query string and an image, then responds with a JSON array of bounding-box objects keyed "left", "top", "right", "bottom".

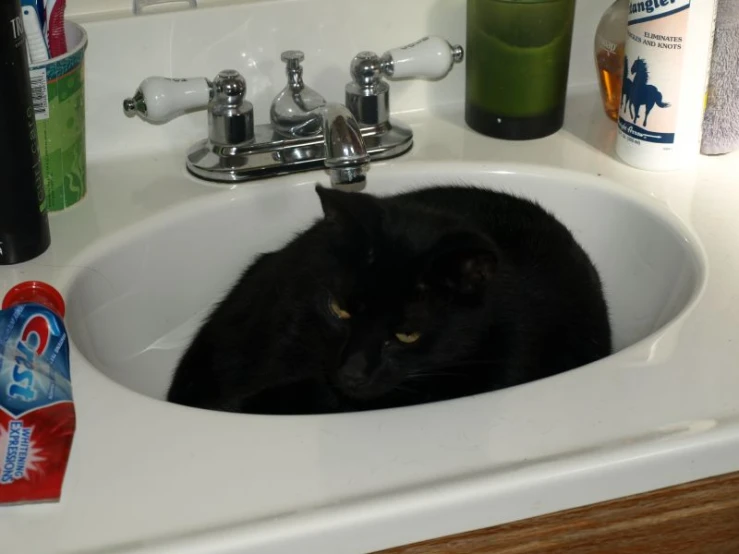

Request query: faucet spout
[{"left": 318, "top": 103, "right": 370, "bottom": 187}]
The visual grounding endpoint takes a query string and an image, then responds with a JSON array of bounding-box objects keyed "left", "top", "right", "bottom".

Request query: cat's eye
[
  {"left": 395, "top": 331, "right": 421, "bottom": 344},
  {"left": 329, "top": 298, "right": 351, "bottom": 320}
]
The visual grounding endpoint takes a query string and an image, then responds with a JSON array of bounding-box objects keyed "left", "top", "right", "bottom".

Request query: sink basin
[{"left": 65, "top": 163, "right": 705, "bottom": 402}]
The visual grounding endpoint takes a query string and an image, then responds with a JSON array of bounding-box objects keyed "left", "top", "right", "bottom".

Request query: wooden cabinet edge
[{"left": 374, "top": 470, "right": 739, "bottom": 554}]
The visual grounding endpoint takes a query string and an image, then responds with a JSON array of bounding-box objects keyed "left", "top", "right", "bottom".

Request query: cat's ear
[
  {"left": 315, "top": 185, "right": 383, "bottom": 235},
  {"left": 423, "top": 232, "right": 497, "bottom": 295}
]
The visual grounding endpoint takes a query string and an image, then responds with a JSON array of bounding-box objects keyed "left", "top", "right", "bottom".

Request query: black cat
[{"left": 167, "top": 185, "right": 611, "bottom": 414}]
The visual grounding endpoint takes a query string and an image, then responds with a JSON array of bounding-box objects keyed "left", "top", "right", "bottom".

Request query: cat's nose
[{"left": 340, "top": 353, "right": 371, "bottom": 390}]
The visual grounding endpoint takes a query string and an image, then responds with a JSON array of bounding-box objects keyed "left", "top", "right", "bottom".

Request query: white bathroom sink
[{"left": 65, "top": 162, "right": 705, "bottom": 401}]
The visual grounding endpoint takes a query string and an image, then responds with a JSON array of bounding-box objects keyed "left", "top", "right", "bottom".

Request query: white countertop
[{"left": 3, "top": 90, "right": 739, "bottom": 553}]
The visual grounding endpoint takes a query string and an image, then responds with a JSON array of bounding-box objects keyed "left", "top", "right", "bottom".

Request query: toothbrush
[
  {"left": 44, "top": 0, "right": 67, "bottom": 57},
  {"left": 20, "top": 0, "right": 49, "bottom": 63}
]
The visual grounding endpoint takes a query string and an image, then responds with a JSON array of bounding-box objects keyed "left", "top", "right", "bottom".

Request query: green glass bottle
[{"left": 465, "top": 0, "right": 577, "bottom": 140}]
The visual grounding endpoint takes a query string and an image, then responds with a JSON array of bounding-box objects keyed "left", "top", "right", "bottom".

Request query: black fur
[{"left": 167, "top": 185, "right": 611, "bottom": 414}]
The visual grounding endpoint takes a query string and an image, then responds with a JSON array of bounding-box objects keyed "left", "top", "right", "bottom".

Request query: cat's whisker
[
  {"left": 406, "top": 358, "right": 503, "bottom": 378},
  {"left": 391, "top": 384, "right": 422, "bottom": 395},
  {"left": 409, "top": 371, "right": 456, "bottom": 377},
  {"left": 408, "top": 370, "right": 462, "bottom": 379}
]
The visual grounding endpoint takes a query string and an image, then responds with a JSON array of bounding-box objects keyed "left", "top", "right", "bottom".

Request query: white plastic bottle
[{"left": 615, "top": 0, "right": 718, "bottom": 171}]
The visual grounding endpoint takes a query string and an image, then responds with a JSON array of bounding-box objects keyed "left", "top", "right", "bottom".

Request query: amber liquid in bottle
[
  {"left": 596, "top": 42, "right": 624, "bottom": 121},
  {"left": 594, "top": 0, "right": 628, "bottom": 122}
]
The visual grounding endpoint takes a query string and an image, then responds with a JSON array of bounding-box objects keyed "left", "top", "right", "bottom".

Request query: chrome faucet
[
  {"left": 269, "top": 50, "right": 327, "bottom": 137},
  {"left": 318, "top": 103, "right": 371, "bottom": 186},
  {"left": 122, "top": 36, "right": 463, "bottom": 186},
  {"left": 268, "top": 50, "right": 370, "bottom": 186}
]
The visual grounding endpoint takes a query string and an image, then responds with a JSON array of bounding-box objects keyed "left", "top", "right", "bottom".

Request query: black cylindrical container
[{"left": 0, "top": 0, "right": 51, "bottom": 265}]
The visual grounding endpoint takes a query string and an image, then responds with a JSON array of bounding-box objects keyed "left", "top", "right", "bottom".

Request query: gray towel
[{"left": 701, "top": 0, "right": 739, "bottom": 155}]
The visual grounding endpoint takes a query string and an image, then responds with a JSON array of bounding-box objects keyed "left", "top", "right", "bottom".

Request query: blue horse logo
[
  {"left": 621, "top": 55, "right": 634, "bottom": 120},
  {"left": 624, "top": 57, "right": 670, "bottom": 128}
]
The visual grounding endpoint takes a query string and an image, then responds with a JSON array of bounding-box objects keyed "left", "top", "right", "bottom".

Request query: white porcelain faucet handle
[
  {"left": 382, "top": 36, "right": 464, "bottom": 81},
  {"left": 123, "top": 77, "right": 212, "bottom": 124}
]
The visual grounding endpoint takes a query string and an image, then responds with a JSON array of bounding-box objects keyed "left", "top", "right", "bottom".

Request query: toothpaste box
[{"left": 0, "top": 281, "right": 75, "bottom": 504}]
